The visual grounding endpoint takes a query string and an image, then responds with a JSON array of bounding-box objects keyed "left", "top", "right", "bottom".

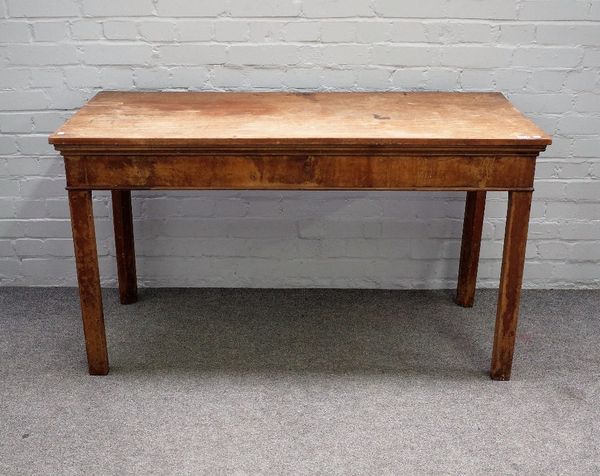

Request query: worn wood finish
[
  {"left": 490, "top": 191, "right": 533, "bottom": 381},
  {"left": 49, "top": 91, "right": 551, "bottom": 149},
  {"left": 112, "top": 190, "right": 137, "bottom": 305},
  {"left": 68, "top": 190, "right": 109, "bottom": 375},
  {"left": 63, "top": 154, "right": 537, "bottom": 191},
  {"left": 50, "top": 92, "right": 551, "bottom": 378},
  {"left": 456, "top": 191, "right": 487, "bottom": 307}
]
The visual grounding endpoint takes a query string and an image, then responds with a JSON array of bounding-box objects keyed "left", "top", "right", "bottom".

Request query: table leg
[
  {"left": 455, "top": 191, "right": 486, "bottom": 307},
  {"left": 68, "top": 190, "right": 109, "bottom": 375},
  {"left": 490, "top": 191, "right": 533, "bottom": 381},
  {"left": 112, "top": 190, "right": 137, "bottom": 304}
]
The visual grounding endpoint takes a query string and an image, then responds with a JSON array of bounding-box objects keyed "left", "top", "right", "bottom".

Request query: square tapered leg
[
  {"left": 68, "top": 190, "right": 109, "bottom": 375},
  {"left": 456, "top": 191, "right": 487, "bottom": 307},
  {"left": 112, "top": 190, "right": 137, "bottom": 305},
  {"left": 490, "top": 191, "right": 533, "bottom": 381}
]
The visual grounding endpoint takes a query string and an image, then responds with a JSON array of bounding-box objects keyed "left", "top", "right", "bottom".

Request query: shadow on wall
[{"left": 127, "top": 189, "right": 468, "bottom": 288}]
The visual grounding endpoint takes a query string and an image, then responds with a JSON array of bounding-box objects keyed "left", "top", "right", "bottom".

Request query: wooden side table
[{"left": 49, "top": 91, "right": 551, "bottom": 379}]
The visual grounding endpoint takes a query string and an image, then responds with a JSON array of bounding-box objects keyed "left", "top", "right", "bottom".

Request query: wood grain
[
  {"left": 456, "top": 191, "right": 487, "bottom": 307},
  {"left": 68, "top": 190, "right": 109, "bottom": 375},
  {"left": 490, "top": 191, "right": 533, "bottom": 381},
  {"left": 112, "top": 190, "right": 137, "bottom": 305},
  {"left": 63, "top": 154, "right": 537, "bottom": 191},
  {"left": 49, "top": 91, "right": 551, "bottom": 150}
]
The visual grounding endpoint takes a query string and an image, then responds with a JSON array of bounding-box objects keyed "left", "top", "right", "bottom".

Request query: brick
[
  {"left": 7, "top": 45, "right": 78, "bottom": 65},
  {"left": 134, "top": 68, "right": 172, "bottom": 89},
  {"left": 246, "top": 68, "right": 286, "bottom": 89},
  {"left": 176, "top": 21, "right": 214, "bottom": 41},
  {"left": 552, "top": 263, "right": 600, "bottom": 282},
  {"left": 156, "top": 0, "right": 226, "bottom": 16},
  {"left": 565, "top": 182, "right": 600, "bottom": 201},
  {"left": 170, "top": 67, "right": 211, "bottom": 88},
  {"left": 391, "top": 68, "right": 428, "bottom": 89},
  {"left": 82, "top": 0, "right": 154, "bottom": 16},
  {"left": 547, "top": 202, "right": 600, "bottom": 220},
  {"left": 16, "top": 200, "right": 48, "bottom": 219},
  {"left": 0, "top": 199, "right": 16, "bottom": 218},
  {"left": 356, "top": 69, "right": 391, "bottom": 89},
  {"left": 440, "top": 46, "right": 513, "bottom": 68},
  {"left": 64, "top": 66, "right": 103, "bottom": 88},
  {"left": 583, "top": 48, "right": 600, "bottom": 67},
  {"left": 7, "top": 0, "right": 79, "bottom": 17},
  {"left": 373, "top": 0, "right": 447, "bottom": 18},
  {"left": 322, "top": 45, "right": 370, "bottom": 65},
  {"left": 512, "top": 47, "right": 583, "bottom": 68},
  {"left": 229, "top": 0, "right": 301, "bottom": 17},
  {"left": 356, "top": 22, "right": 391, "bottom": 43},
  {"left": 428, "top": 68, "right": 460, "bottom": 90},
  {"left": 139, "top": 21, "right": 177, "bottom": 42},
  {"left": 0, "top": 114, "right": 32, "bottom": 134},
  {"left": 30, "top": 69, "right": 64, "bottom": 88},
  {"left": 498, "top": 24, "right": 535, "bottom": 44},
  {"left": 537, "top": 25, "right": 600, "bottom": 46},
  {"left": 527, "top": 71, "right": 568, "bottom": 92},
  {"left": 282, "top": 22, "right": 320, "bottom": 41},
  {"left": 322, "top": 69, "right": 355, "bottom": 88},
  {"left": 215, "top": 22, "right": 249, "bottom": 42},
  {"left": 559, "top": 222, "right": 600, "bottom": 240},
  {"left": 248, "top": 21, "right": 285, "bottom": 42},
  {"left": 558, "top": 115, "right": 600, "bottom": 135},
  {"left": 228, "top": 45, "right": 300, "bottom": 65},
  {"left": 372, "top": 45, "right": 436, "bottom": 66},
  {"left": 390, "top": 21, "right": 428, "bottom": 42},
  {"left": 0, "top": 241, "right": 14, "bottom": 256},
  {"left": 32, "top": 21, "right": 68, "bottom": 41},
  {"left": 33, "top": 112, "right": 72, "bottom": 133},
  {"left": 574, "top": 94, "right": 600, "bottom": 113},
  {"left": 519, "top": 1, "right": 590, "bottom": 20},
  {"left": 445, "top": 1, "right": 517, "bottom": 19},
  {"left": 16, "top": 135, "right": 55, "bottom": 155},
  {"left": 459, "top": 70, "right": 494, "bottom": 90},
  {"left": 159, "top": 45, "right": 226, "bottom": 65},
  {"left": 211, "top": 67, "right": 248, "bottom": 89},
  {"left": 442, "top": 22, "right": 495, "bottom": 43},
  {"left": 283, "top": 68, "right": 323, "bottom": 89},
  {"left": 509, "top": 93, "right": 573, "bottom": 114},
  {"left": 98, "top": 68, "right": 135, "bottom": 88},
  {"left": 103, "top": 21, "right": 138, "bottom": 40},
  {"left": 83, "top": 44, "right": 153, "bottom": 65},
  {"left": 573, "top": 139, "right": 600, "bottom": 157},
  {"left": 0, "top": 22, "right": 31, "bottom": 43},
  {"left": 303, "top": 0, "right": 373, "bottom": 18},
  {"left": 565, "top": 70, "right": 600, "bottom": 91},
  {"left": 0, "top": 91, "right": 50, "bottom": 111},
  {"left": 321, "top": 22, "right": 357, "bottom": 43},
  {"left": 70, "top": 20, "right": 102, "bottom": 40},
  {"left": 493, "top": 69, "right": 529, "bottom": 90},
  {"left": 20, "top": 178, "right": 66, "bottom": 198},
  {"left": 571, "top": 242, "right": 600, "bottom": 261},
  {"left": 0, "top": 178, "right": 20, "bottom": 196}
]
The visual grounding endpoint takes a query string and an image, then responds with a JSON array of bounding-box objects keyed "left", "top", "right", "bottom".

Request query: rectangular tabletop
[{"left": 49, "top": 91, "right": 551, "bottom": 150}]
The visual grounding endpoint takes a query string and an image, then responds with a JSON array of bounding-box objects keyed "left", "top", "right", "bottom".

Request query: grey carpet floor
[{"left": 0, "top": 287, "right": 599, "bottom": 475}]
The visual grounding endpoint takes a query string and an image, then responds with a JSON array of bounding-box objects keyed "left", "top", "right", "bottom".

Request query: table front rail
[{"left": 63, "top": 154, "right": 536, "bottom": 191}]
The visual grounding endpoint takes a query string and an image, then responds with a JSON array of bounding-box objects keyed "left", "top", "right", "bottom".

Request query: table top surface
[{"left": 49, "top": 91, "right": 551, "bottom": 149}]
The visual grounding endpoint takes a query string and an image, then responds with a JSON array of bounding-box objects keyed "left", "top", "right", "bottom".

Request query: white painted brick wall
[{"left": 1, "top": 0, "right": 599, "bottom": 289}]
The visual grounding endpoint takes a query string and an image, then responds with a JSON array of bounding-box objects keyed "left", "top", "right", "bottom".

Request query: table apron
[{"left": 64, "top": 154, "right": 536, "bottom": 191}]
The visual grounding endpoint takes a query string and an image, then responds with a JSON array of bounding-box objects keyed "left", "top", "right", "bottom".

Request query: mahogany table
[{"left": 49, "top": 91, "right": 551, "bottom": 380}]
